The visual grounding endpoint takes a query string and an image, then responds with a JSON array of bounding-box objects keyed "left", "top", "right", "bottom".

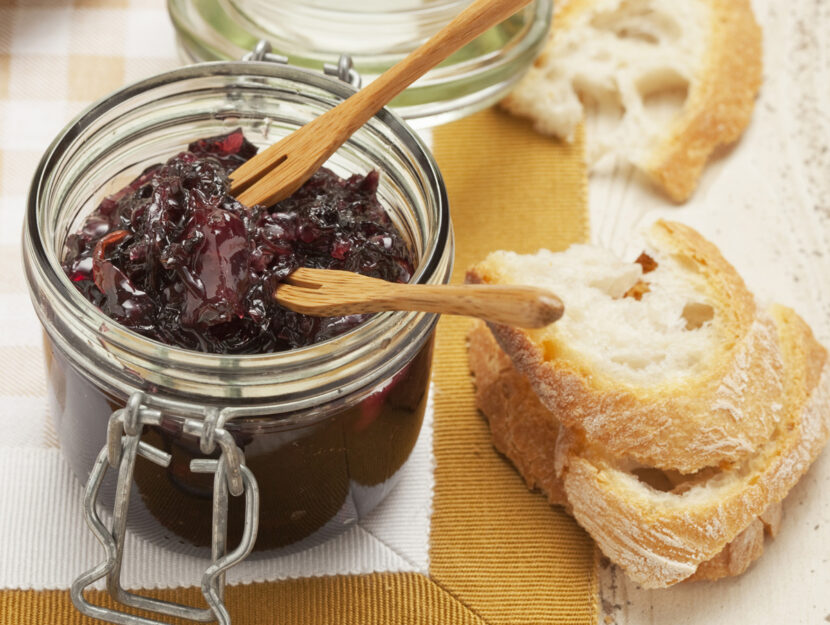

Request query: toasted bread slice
[
  {"left": 469, "top": 321, "right": 568, "bottom": 507},
  {"left": 502, "top": 0, "right": 762, "bottom": 202},
  {"left": 468, "top": 316, "right": 825, "bottom": 587},
  {"left": 557, "top": 304, "right": 829, "bottom": 587},
  {"left": 468, "top": 221, "right": 785, "bottom": 473}
]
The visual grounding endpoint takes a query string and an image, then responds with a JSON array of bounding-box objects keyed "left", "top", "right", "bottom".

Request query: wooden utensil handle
[
  {"left": 230, "top": 0, "right": 533, "bottom": 207},
  {"left": 383, "top": 283, "right": 564, "bottom": 328},
  {"left": 277, "top": 280, "right": 564, "bottom": 329}
]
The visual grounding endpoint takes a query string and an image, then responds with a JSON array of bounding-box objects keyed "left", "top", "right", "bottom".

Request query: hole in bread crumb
[
  {"left": 641, "top": 84, "right": 689, "bottom": 129},
  {"left": 631, "top": 467, "right": 675, "bottom": 492},
  {"left": 682, "top": 302, "right": 714, "bottom": 330},
  {"left": 611, "top": 352, "right": 664, "bottom": 369},
  {"left": 590, "top": 3, "right": 682, "bottom": 44},
  {"left": 623, "top": 280, "right": 650, "bottom": 300},
  {"left": 622, "top": 252, "right": 658, "bottom": 300},
  {"left": 632, "top": 465, "right": 723, "bottom": 494},
  {"left": 634, "top": 252, "right": 658, "bottom": 274},
  {"left": 542, "top": 339, "right": 558, "bottom": 361},
  {"left": 578, "top": 88, "right": 625, "bottom": 126},
  {"left": 616, "top": 28, "right": 659, "bottom": 44}
]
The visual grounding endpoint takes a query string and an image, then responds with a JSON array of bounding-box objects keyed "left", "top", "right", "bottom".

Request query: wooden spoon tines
[
  {"left": 276, "top": 268, "right": 564, "bottom": 329},
  {"left": 230, "top": 0, "right": 533, "bottom": 208}
]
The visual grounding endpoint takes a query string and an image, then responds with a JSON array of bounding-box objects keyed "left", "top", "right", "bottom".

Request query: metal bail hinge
[
  {"left": 70, "top": 391, "right": 260, "bottom": 625},
  {"left": 244, "top": 39, "right": 362, "bottom": 89}
]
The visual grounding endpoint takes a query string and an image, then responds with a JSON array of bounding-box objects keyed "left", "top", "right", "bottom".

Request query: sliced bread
[
  {"left": 467, "top": 221, "right": 785, "bottom": 473},
  {"left": 502, "top": 0, "right": 762, "bottom": 202},
  {"left": 468, "top": 310, "right": 828, "bottom": 587},
  {"left": 556, "top": 303, "right": 829, "bottom": 587}
]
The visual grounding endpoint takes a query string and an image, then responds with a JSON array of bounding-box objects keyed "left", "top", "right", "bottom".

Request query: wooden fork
[
  {"left": 276, "top": 268, "right": 564, "bottom": 329},
  {"left": 229, "top": 0, "right": 533, "bottom": 208}
]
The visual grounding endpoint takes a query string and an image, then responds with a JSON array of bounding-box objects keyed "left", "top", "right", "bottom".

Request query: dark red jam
[
  {"left": 46, "top": 335, "right": 433, "bottom": 552},
  {"left": 62, "top": 129, "right": 414, "bottom": 354}
]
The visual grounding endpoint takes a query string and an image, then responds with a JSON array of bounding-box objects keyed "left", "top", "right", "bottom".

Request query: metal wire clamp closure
[
  {"left": 244, "top": 39, "right": 362, "bottom": 89},
  {"left": 70, "top": 391, "right": 260, "bottom": 625}
]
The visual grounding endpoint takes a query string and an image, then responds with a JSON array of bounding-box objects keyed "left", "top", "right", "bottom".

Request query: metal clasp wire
[
  {"left": 70, "top": 392, "right": 260, "bottom": 625},
  {"left": 244, "top": 39, "right": 362, "bottom": 89}
]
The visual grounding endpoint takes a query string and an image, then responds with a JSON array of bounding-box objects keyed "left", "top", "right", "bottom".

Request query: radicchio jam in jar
[{"left": 22, "top": 61, "right": 452, "bottom": 556}]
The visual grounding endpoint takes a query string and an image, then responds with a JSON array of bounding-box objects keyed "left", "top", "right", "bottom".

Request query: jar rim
[
  {"left": 169, "top": 0, "right": 552, "bottom": 126},
  {"left": 24, "top": 60, "right": 452, "bottom": 405}
]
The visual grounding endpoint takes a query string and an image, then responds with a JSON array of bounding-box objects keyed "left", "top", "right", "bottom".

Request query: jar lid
[{"left": 168, "top": 0, "right": 552, "bottom": 127}]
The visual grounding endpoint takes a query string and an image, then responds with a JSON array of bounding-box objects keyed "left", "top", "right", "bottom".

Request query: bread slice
[
  {"left": 469, "top": 321, "right": 568, "bottom": 508},
  {"left": 467, "top": 321, "right": 781, "bottom": 583},
  {"left": 502, "top": 0, "right": 762, "bottom": 202},
  {"left": 556, "top": 303, "right": 830, "bottom": 587},
  {"left": 468, "top": 221, "right": 785, "bottom": 474},
  {"left": 468, "top": 313, "right": 827, "bottom": 587}
]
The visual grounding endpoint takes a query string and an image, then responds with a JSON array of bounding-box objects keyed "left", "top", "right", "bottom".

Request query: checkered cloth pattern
[
  {"left": 0, "top": 0, "right": 187, "bottom": 585},
  {"left": 0, "top": 0, "right": 181, "bottom": 437},
  {"left": 0, "top": 0, "right": 180, "bottom": 220},
  {"left": 0, "top": 0, "right": 179, "bottom": 431}
]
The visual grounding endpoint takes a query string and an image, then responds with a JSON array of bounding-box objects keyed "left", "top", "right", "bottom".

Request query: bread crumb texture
[
  {"left": 559, "top": 304, "right": 829, "bottom": 587},
  {"left": 502, "top": 0, "right": 762, "bottom": 201},
  {"left": 469, "top": 221, "right": 786, "bottom": 473},
  {"left": 468, "top": 303, "right": 830, "bottom": 587}
]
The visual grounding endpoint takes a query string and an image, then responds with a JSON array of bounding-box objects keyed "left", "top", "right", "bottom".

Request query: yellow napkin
[{"left": 428, "top": 107, "right": 596, "bottom": 624}]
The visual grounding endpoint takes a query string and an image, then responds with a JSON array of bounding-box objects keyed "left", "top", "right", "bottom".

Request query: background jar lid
[{"left": 168, "top": 0, "right": 552, "bottom": 127}]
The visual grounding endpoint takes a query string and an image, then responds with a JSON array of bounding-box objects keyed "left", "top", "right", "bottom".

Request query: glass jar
[
  {"left": 168, "top": 0, "right": 553, "bottom": 126},
  {"left": 22, "top": 60, "right": 452, "bottom": 558}
]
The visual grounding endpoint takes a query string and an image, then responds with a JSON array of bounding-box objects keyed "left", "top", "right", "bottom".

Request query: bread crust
[
  {"left": 467, "top": 323, "right": 803, "bottom": 586},
  {"left": 468, "top": 322, "right": 568, "bottom": 507},
  {"left": 687, "top": 500, "right": 781, "bottom": 582},
  {"left": 647, "top": 0, "right": 763, "bottom": 201},
  {"left": 685, "top": 517, "right": 764, "bottom": 582},
  {"left": 502, "top": 0, "right": 762, "bottom": 202},
  {"left": 558, "top": 304, "right": 829, "bottom": 587},
  {"left": 468, "top": 221, "right": 786, "bottom": 473}
]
